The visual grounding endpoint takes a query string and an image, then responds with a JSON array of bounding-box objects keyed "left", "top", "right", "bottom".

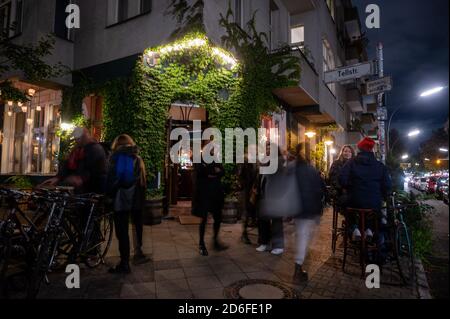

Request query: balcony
[
  {"left": 280, "top": 0, "right": 315, "bottom": 14},
  {"left": 347, "top": 88, "right": 364, "bottom": 112},
  {"left": 273, "top": 47, "right": 319, "bottom": 107},
  {"left": 361, "top": 113, "right": 378, "bottom": 132},
  {"left": 344, "top": 7, "right": 362, "bottom": 42}
]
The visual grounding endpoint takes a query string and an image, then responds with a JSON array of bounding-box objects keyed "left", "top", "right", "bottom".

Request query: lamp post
[{"left": 386, "top": 86, "right": 448, "bottom": 154}]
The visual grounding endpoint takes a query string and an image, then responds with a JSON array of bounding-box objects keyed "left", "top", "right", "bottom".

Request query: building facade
[{"left": 1, "top": 0, "right": 379, "bottom": 183}]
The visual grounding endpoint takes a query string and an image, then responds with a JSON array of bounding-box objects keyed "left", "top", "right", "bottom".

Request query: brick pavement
[{"left": 31, "top": 207, "right": 422, "bottom": 299}]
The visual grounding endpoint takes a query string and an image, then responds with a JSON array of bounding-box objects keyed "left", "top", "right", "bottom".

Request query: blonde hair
[
  {"left": 112, "top": 134, "right": 147, "bottom": 187},
  {"left": 338, "top": 145, "right": 355, "bottom": 161}
]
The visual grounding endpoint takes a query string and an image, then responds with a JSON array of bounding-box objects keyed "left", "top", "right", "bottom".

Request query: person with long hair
[
  {"left": 328, "top": 145, "right": 355, "bottom": 207},
  {"left": 107, "top": 134, "right": 150, "bottom": 274}
]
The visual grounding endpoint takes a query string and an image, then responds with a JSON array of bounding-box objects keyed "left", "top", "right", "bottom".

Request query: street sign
[
  {"left": 324, "top": 62, "right": 373, "bottom": 84},
  {"left": 365, "top": 76, "right": 392, "bottom": 95}
]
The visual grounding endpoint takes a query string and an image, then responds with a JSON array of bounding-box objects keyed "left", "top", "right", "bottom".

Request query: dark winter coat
[
  {"left": 339, "top": 151, "right": 392, "bottom": 211},
  {"left": 328, "top": 158, "right": 350, "bottom": 206},
  {"left": 58, "top": 142, "right": 107, "bottom": 194},
  {"left": 191, "top": 162, "right": 225, "bottom": 218},
  {"left": 295, "top": 161, "right": 326, "bottom": 219},
  {"left": 106, "top": 145, "right": 146, "bottom": 211}
]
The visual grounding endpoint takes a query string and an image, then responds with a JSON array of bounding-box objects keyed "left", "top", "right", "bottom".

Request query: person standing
[
  {"left": 192, "top": 142, "right": 228, "bottom": 256},
  {"left": 107, "top": 134, "right": 150, "bottom": 274},
  {"left": 292, "top": 144, "right": 326, "bottom": 283},
  {"left": 339, "top": 137, "right": 392, "bottom": 242},
  {"left": 238, "top": 151, "right": 258, "bottom": 245},
  {"left": 40, "top": 127, "right": 107, "bottom": 194},
  {"left": 256, "top": 145, "right": 285, "bottom": 256}
]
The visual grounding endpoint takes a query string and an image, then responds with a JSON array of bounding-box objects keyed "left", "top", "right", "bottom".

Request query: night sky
[{"left": 354, "top": 0, "right": 449, "bottom": 153}]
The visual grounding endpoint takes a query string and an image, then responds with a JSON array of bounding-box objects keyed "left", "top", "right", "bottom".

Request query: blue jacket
[{"left": 339, "top": 151, "right": 392, "bottom": 211}]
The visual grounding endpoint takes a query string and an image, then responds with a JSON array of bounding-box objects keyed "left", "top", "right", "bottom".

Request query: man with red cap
[{"left": 339, "top": 137, "right": 392, "bottom": 242}]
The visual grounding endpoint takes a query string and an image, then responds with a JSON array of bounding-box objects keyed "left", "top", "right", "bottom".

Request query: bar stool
[
  {"left": 331, "top": 201, "right": 345, "bottom": 254},
  {"left": 342, "top": 208, "right": 380, "bottom": 278}
]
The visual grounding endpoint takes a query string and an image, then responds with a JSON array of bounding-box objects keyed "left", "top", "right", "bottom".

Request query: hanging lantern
[
  {"left": 26, "top": 118, "right": 33, "bottom": 125},
  {"left": 21, "top": 106, "right": 28, "bottom": 113},
  {"left": 7, "top": 111, "right": 12, "bottom": 117},
  {"left": 28, "top": 88, "right": 36, "bottom": 96},
  {"left": 36, "top": 105, "right": 42, "bottom": 111},
  {"left": 305, "top": 131, "right": 317, "bottom": 138},
  {"left": 7, "top": 101, "right": 13, "bottom": 106}
]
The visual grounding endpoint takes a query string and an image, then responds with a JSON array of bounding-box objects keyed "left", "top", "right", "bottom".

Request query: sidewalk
[{"left": 34, "top": 207, "right": 422, "bottom": 299}]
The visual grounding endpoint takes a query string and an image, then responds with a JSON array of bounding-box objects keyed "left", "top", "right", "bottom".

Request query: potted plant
[
  {"left": 142, "top": 188, "right": 165, "bottom": 225},
  {"left": 222, "top": 174, "right": 240, "bottom": 224},
  {"left": 4, "top": 175, "right": 33, "bottom": 190}
]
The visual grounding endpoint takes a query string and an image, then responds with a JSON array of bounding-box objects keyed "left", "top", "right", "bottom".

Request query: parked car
[
  {"left": 436, "top": 177, "right": 449, "bottom": 199},
  {"left": 426, "top": 176, "right": 438, "bottom": 193},
  {"left": 418, "top": 178, "right": 428, "bottom": 192},
  {"left": 442, "top": 184, "right": 449, "bottom": 204}
]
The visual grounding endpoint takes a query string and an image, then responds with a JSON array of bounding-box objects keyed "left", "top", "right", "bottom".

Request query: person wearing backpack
[{"left": 107, "top": 134, "right": 150, "bottom": 274}]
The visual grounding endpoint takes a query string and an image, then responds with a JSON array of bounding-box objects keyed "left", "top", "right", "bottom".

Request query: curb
[{"left": 414, "top": 258, "right": 432, "bottom": 299}]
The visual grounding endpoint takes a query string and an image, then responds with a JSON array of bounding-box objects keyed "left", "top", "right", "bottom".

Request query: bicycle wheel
[
  {"left": 26, "top": 232, "right": 57, "bottom": 299},
  {"left": 394, "top": 224, "right": 416, "bottom": 286},
  {"left": 84, "top": 213, "right": 113, "bottom": 268}
]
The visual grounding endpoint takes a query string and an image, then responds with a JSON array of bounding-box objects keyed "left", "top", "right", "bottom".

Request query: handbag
[
  {"left": 114, "top": 185, "right": 136, "bottom": 212},
  {"left": 259, "top": 167, "right": 302, "bottom": 218}
]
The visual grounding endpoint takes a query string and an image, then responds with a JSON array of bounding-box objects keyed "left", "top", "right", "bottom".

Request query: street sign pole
[{"left": 377, "top": 42, "right": 387, "bottom": 164}]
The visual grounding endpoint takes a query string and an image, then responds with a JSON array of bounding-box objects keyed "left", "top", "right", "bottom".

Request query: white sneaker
[
  {"left": 352, "top": 228, "right": 362, "bottom": 241},
  {"left": 270, "top": 248, "right": 284, "bottom": 255},
  {"left": 365, "top": 228, "right": 374, "bottom": 241},
  {"left": 256, "top": 245, "right": 269, "bottom": 252}
]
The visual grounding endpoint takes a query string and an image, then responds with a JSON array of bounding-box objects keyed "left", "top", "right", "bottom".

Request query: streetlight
[
  {"left": 420, "top": 86, "right": 445, "bottom": 97},
  {"left": 439, "top": 148, "right": 449, "bottom": 153},
  {"left": 401, "top": 154, "right": 409, "bottom": 160},
  {"left": 387, "top": 85, "right": 447, "bottom": 152},
  {"left": 407, "top": 130, "right": 421, "bottom": 137}
]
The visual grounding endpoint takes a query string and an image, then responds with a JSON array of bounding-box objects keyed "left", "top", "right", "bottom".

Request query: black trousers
[
  {"left": 199, "top": 210, "right": 222, "bottom": 246},
  {"left": 258, "top": 217, "right": 284, "bottom": 249},
  {"left": 114, "top": 210, "right": 143, "bottom": 264}
]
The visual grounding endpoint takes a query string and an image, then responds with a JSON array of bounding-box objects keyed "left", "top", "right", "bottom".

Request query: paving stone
[
  {"left": 155, "top": 268, "right": 186, "bottom": 281},
  {"left": 187, "top": 275, "right": 223, "bottom": 290}
]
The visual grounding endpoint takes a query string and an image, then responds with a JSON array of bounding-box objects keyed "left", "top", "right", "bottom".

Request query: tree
[
  {"left": 0, "top": 25, "right": 67, "bottom": 102},
  {"left": 419, "top": 127, "right": 449, "bottom": 170}
]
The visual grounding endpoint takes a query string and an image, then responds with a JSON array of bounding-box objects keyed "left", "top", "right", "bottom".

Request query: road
[{"left": 406, "top": 184, "right": 449, "bottom": 299}]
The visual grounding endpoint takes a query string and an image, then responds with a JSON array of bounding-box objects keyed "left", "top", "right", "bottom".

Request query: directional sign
[
  {"left": 365, "top": 76, "right": 393, "bottom": 95},
  {"left": 324, "top": 62, "right": 373, "bottom": 84}
]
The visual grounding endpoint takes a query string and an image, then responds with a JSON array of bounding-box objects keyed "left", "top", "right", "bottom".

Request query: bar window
[{"left": 290, "top": 25, "right": 304, "bottom": 46}]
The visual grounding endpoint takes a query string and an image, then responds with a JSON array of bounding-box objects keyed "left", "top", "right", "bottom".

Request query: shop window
[
  {"left": 54, "top": 0, "right": 74, "bottom": 41},
  {"left": 0, "top": 0, "right": 23, "bottom": 37}
]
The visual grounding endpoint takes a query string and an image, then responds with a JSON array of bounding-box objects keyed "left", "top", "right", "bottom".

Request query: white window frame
[{"left": 290, "top": 25, "right": 305, "bottom": 47}]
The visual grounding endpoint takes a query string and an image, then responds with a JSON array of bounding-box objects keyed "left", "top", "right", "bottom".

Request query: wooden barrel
[
  {"left": 222, "top": 200, "right": 238, "bottom": 224},
  {"left": 143, "top": 198, "right": 163, "bottom": 225}
]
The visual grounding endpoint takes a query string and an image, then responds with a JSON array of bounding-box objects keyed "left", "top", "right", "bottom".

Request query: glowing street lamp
[
  {"left": 439, "top": 148, "right": 449, "bottom": 153},
  {"left": 424, "top": 158, "right": 430, "bottom": 161},
  {"left": 407, "top": 130, "right": 421, "bottom": 137},
  {"left": 401, "top": 154, "right": 409, "bottom": 160},
  {"left": 420, "top": 86, "right": 445, "bottom": 97}
]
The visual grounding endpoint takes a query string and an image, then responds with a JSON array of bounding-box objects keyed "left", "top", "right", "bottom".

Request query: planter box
[{"left": 142, "top": 197, "right": 164, "bottom": 226}]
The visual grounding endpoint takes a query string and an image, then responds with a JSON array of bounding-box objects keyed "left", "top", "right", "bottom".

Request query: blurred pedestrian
[
  {"left": 40, "top": 127, "right": 107, "bottom": 194},
  {"left": 192, "top": 142, "right": 228, "bottom": 256},
  {"left": 256, "top": 145, "right": 285, "bottom": 256},
  {"left": 238, "top": 147, "right": 258, "bottom": 245},
  {"left": 107, "top": 134, "right": 150, "bottom": 274},
  {"left": 292, "top": 144, "right": 326, "bottom": 283}
]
